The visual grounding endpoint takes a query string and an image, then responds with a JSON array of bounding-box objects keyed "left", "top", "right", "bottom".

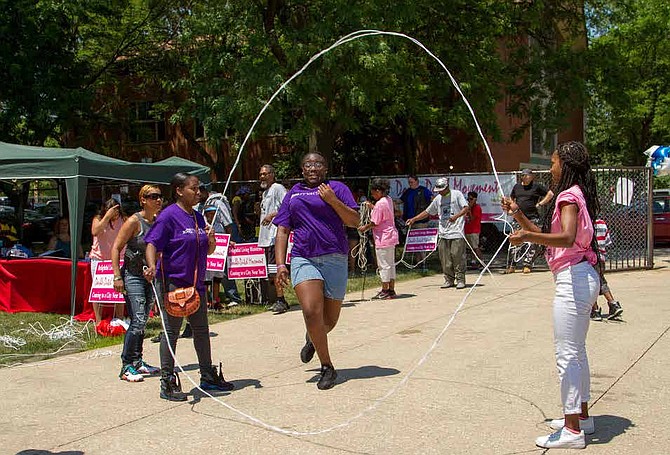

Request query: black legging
[{"left": 159, "top": 282, "right": 212, "bottom": 376}]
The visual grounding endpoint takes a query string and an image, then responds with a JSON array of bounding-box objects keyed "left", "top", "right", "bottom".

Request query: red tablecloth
[{"left": 0, "top": 258, "right": 92, "bottom": 315}]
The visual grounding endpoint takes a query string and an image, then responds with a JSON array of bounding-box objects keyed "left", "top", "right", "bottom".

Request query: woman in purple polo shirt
[
  {"left": 144, "top": 173, "right": 234, "bottom": 401},
  {"left": 274, "top": 152, "right": 359, "bottom": 390}
]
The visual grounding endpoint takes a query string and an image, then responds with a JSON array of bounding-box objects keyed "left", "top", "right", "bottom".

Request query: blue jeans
[{"left": 120, "top": 272, "right": 155, "bottom": 367}]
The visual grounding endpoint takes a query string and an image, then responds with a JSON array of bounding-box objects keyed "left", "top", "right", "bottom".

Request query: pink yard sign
[
  {"left": 285, "top": 231, "right": 295, "bottom": 264},
  {"left": 88, "top": 260, "right": 126, "bottom": 304},
  {"left": 227, "top": 243, "right": 267, "bottom": 279},
  {"left": 404, "top": 228, "right": 439, "bottom": 253},
  {"left": 206, "top": 234, "right": 231, "bottom": 272}
]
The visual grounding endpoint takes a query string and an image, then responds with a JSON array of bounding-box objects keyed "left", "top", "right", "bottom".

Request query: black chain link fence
[{"left": 222, "top": 166, "right": 654, "bottom": 272}]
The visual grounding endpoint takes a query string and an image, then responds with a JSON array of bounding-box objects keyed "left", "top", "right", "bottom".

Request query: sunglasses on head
[{"left": 144, "top": 193, "right": 163, "bottom": 200}]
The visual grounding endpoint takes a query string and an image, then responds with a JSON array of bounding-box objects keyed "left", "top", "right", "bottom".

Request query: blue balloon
[{"left": 647, "top": 146, "right": 670, "bottom": 176}]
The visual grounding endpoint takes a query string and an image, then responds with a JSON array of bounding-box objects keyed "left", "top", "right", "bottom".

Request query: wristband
[
  {"left": 113, "top": 275, "right": 123, "bottom": 281},
  {"left": 509, "top": 208, "right": 520, "bottom": 216},
  {"left": 277, "top": 264, "right": 287, "bottom": 270}
]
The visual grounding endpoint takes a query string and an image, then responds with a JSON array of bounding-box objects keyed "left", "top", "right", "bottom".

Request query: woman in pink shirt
[
  {"left": 503, "top": 141, "right": 600, "bottom": 450},
  {"left": 90, "top": 198, "right": 126, "bottom": 324},
  {"left": 359, "top": 178, "right": 399, "bottom": 299}
]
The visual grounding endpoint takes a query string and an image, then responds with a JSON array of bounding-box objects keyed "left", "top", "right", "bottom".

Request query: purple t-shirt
[
  {"left": 273, "top": 180, "right": 358, "bottom": 258},
  {"left": 144, "top": 203, "right": 209, "bottom": 292}
]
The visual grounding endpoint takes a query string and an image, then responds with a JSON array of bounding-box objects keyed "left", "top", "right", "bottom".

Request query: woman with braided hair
[{"left": 502, "top": 141, "right": 601, "bottom": 449}]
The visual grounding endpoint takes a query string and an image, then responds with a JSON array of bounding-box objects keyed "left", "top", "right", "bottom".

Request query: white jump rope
[{"left": 166, "top": 30, "right": 522, "bottom": 436}]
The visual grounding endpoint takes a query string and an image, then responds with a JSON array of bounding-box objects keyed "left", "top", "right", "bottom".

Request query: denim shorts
[{"left": 290, "top": 253, "right": 348, "bottom": 301}]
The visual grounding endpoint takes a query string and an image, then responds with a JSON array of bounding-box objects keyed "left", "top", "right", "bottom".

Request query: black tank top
[{"left": 124, "top": 213, "right": 152, "bottom": 276}]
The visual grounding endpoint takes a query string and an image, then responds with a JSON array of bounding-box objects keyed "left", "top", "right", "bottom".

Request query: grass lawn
[{"left": 0, "top": 264, "right": 438, "bottom": 367}]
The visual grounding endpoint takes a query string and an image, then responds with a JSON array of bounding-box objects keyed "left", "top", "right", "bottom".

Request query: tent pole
[{"left": 65, "top": 177, "right": 88, "bottom": 323}]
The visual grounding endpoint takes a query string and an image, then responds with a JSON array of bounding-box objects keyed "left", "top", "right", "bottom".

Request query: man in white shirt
[
  {"left": 258, "top": 164, "right": 289, "bottom": 313},
  {"left": 407, "top": 177, "right": 469, "bottom": 289},
  {"left": 197, "top": 184, "right": 243, "bottom": 307}
]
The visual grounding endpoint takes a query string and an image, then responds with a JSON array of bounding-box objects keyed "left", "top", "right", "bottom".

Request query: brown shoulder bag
[{"left": 165, "top": 213, "right": 201, "bottom": 317}]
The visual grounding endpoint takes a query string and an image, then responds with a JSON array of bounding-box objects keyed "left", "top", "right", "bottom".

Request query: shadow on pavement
[
  {"left": 587, "top": 415, "right": 634, "bottom": 445},
  {"left": 307, "top": 365, "right": 400, "bottom": 384},
  {"left": 17, "top": 451, "right": 84, "bottom": 455}
]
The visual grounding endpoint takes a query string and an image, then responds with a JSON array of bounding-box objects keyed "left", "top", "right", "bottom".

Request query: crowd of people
[{"left": 3, "top": 141, "right": 629, "bottom": 449}]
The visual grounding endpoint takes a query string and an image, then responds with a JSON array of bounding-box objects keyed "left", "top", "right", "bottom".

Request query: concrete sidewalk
[{"left": 3, "top": 252, "right": 670, "bottom": 454}]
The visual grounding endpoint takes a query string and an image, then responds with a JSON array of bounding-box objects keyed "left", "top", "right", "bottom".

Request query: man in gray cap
[
  {"left": 407, "top": 177, "right": 469, "bottom": 289},
  {"left": 506, "top": 169, "right": 553, "bottom": 274}
]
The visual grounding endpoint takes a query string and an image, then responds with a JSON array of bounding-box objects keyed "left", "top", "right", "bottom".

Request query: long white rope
[
  {"left": 350, "top": 203, "right": 372, "bottom": 272},
  {"left": 155, "top": 30, "right": 518, "bottom": 436}
]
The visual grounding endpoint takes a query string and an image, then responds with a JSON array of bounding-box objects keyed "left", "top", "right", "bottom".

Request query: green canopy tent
[{"left": 0, "top": 141, "right": 210, "bottom": 319}]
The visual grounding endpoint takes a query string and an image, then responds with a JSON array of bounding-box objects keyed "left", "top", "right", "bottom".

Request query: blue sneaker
[{"left": 120, "top": 364, "right": 144, "bottom": 382}]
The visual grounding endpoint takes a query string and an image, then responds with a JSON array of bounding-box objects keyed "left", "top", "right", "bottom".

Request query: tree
[
  {"left": 586, "top": 0, "right": 670, "bottom": 166},
  {"left": 154, "top": 0, "right": 590, "bottom": 178},
  {"left": 0, "top": 0, "right": 186, "bottom": 147}
]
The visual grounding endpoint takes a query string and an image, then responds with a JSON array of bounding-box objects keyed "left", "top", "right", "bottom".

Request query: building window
[
  {"left": 531, "top": 124, "right": 557, "bottom": 157},
  {"left": 528, "top": 35, "right": 557, "bottom": 158},
  {"left": 194, "top": 118, "right": 205, "bottom": 140},
  {"left": 129, "top": 101, "right": 166, "bottom": 143}
]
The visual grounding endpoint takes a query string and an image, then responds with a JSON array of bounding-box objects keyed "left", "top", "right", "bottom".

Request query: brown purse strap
[
  {"left": 161, "top": 212, "right": 199, "bottom": 290},
  {"left": 193, "top": 212, "right": 199, "bottom": 287}
]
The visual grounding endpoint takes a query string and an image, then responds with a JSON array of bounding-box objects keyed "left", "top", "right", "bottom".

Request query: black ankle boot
[
  {"left": 200, "top": 362, "right": 234, "bottom": 392},
  {"left": 160, "top": 373, "right": 188, "bottom": 401}
]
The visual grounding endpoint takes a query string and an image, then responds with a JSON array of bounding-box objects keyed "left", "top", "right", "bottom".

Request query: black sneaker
[
  {"left": 317, "top": 364, "right": 337, "bottom": 390},
  {"left": 200, "top": 362, "right": 235, "bottom": 392},
  {"left": 180, "top": 323, "right": 193, "bottom": 338},
  {"left": 271, "top": 297, "right": 290, "bottom": 314},
  {"left": 608, "top": 301, "right": 623, "bottom": 320},
  {"left": 300, "top": 333, "right": 315, "bottom": 364},
  {"left": 160, "top": 373, "right": 188, "bottom": 401},
  {"left": 151, "top": 333, "right": 163, "bottom": 343},
  {"left": 590, "top": 307, "right": 603, "bottom": 321}
]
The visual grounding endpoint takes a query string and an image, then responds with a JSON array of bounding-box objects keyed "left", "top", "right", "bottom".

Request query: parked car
[
  {"left": 653, "top": 195, "right": 670, "bottom": 245},
  {"left": 23, "top": 209, "right": 57, "bottom": 245}
]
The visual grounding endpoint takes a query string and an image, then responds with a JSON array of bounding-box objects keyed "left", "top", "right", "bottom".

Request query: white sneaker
[
  {"left": 535, "top": 427, "right": 585, "bottom": 449},
  {"left": 549, "top": 416, "right": 595, "bottom": 434},
  {"left": 456, "top": 282, "right": 466, "bottom": 289},
  {"left": 136, "top": 360, "right": 160, "bottom": 375},
  {"left": 440, "top": 281, "right": 454, "bottom": 289}
]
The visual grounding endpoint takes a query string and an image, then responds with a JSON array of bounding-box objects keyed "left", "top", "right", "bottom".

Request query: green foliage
[
  {"left": 153, "top": 0, "right": 589, "bottom": 178},
  {"left": 0, "top": 0, "right": 590, "bottom": 176},
  {"left": 586, "top": 0, "right": 670, "bottom": 166}
]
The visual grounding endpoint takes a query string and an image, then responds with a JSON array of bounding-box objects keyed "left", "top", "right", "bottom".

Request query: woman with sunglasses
[
  {"left": 274, "top": 152, "right": 359, "bottom": 390},
  {"left": 111, "top": 185, "right": 163, "bottom": 382}
]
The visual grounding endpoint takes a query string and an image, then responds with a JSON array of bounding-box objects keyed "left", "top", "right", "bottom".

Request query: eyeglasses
[
  {"left": 144, "top": 193, "right": 163, "bottom": 200},
  {"left": 303, "top": 161, "right": 326, "bottom": 170}
]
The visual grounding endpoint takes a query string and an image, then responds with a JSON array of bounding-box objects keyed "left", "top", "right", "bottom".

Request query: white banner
[{"left": 389, "top": 174, "right": 516, "bottom": 222}]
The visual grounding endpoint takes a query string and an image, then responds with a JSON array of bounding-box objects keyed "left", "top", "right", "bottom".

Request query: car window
[
  {"left": 653, "top": 198, "right": 670, "bottom": 214},
  {"left": 653, "top": 200, "right": 664, "bottom": 213}
]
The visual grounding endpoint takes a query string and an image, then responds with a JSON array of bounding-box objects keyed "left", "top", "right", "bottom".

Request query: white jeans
[
  {"left": 375, "top": 246, "right": 396, "bottom": 282},
  {"left": 552, "top": 261, "right": 600, "bottom": 414}
]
